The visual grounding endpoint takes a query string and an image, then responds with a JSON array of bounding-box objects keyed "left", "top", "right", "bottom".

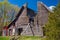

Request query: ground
[{"left": 0, "top": 36, "right": 45, "bottom": 40}]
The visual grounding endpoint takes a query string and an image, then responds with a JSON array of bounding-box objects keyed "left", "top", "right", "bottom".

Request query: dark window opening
[
  {"left": 18, "top": 28, "right": 23, "bottom": 35},
  {"left": 12, "top": 23, "right": 15, "bottom": 26},
  {"left": 43, "top": 27, "right": 45, "bottom": 36},
  {"left": 29, "top": 18, "right": 34, "bottom": 23},
  {"left": 9, "top": 29, "right": 12, "bottom": 36}
]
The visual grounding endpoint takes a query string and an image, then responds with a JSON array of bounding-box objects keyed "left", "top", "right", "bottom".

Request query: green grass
[
  {"left": 0, "top": 36, "right": 10, "bottom": 40},
  {"left": 0, "top": 36, "right": 45, "bottom": 40},
  {"left": 19, "top": 36, "right": 43, "bottom": 40}
]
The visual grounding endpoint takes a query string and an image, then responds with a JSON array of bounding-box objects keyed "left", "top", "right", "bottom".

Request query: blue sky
[
  {"left": 8, "top": 0, "right": 37, "bottom": 11},
  {"left": 0, "top": 0, "right": 58, "bottom": 11},
  {"left": 38, "top": 0, "right": 58, "bottom": 6}
]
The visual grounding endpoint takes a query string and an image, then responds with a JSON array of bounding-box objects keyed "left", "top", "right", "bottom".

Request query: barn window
[
  {"left": 29, "top": 18, "right": 34, "bottom": 23},
  {"left": 18, "top": 28, "right": 23, "bottom": 35}
]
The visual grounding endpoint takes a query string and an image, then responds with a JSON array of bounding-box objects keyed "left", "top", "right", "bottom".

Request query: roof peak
[
  {"left": 37, "top": 1, "right": 53, "bottom": 13},
  {"left": 23, "top": 3, "right": 28, "bottom": 8}
]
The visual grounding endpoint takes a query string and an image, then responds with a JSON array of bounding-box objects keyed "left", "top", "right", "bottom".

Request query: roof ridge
[{"left": 37, "top": 1, "right": 53, "bottom": 13}]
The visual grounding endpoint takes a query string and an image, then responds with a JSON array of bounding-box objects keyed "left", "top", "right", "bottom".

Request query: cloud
[{"left": 49, "top": 6, "right": 55, "bottom": 10}]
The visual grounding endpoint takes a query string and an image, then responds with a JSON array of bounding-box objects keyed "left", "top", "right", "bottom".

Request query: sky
[{"left": 0, "top": 0, "right": 58, "bottom": 11}]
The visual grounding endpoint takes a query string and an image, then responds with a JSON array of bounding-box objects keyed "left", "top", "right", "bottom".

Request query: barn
[{"left": 2, "top": 2, "right": 52, "bottom": 36}]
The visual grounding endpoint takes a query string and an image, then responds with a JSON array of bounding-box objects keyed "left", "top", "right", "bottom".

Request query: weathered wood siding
[
  {"left": 37, "top": 2, "right": 48, "bottom": 26},
  {"left": 16, "top": 7, "right": 29, "bottom": 27},
  {"left": 33, "top": 2, "right": 49, "bottom": 36}
]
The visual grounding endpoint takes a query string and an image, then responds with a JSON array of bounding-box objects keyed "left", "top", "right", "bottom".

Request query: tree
[
  {"left": 45, "top": 3, "right": 60, "bottom": 40},
  {"left": 2, "top": 0, "right": 19, "bottom": 26},
  {"left": 0, "top": 0, "right": 19, "bottom": 36}
]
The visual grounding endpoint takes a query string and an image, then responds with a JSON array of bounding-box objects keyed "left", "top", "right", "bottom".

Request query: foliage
[
  {"left": 0, "top": 1, "right": 19, "bottom": 36},
  {"left": 0, "top": 1, "right": 19, "bottom": 28},
  {"left": 45, "top": 3, "right": 60, "bottom": 40}
]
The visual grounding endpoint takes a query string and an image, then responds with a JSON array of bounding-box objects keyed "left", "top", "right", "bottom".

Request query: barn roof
[
  {"left": 7, "top": 5, "right": 36, "bottom": 28},
  {"left": 37, "top": 1, "right": 53, "bottom": 13},
  {"left": 7, "top": 2, "right": 51, "bottom": 28},
  {"left": 8, "top": 6, "right": 24, "bottom": 28}
]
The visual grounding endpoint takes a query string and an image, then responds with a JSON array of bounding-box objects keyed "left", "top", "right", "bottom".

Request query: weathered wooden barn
[{"left": 2, "top": 2, "right": 52, "bottom": 36}]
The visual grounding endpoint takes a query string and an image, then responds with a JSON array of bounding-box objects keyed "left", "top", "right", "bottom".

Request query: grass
[
  {"left": 19, "top": 36, "right": 43, "bottom": 40},
  {"left": 0, "top": 36, "right": 10, "bottom": 40},
  {"left": 0, "top": 36, "right": 45, "bottom": 40}
]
